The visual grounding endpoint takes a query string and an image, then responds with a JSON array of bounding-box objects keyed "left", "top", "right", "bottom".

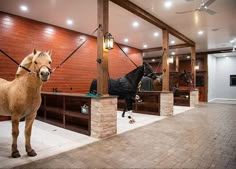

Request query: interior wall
[
  {"left": 0, "top": 12, "right": 142, "bottom": 93},
  {"left": 208, "top": 55, "right": 216, "bottom": 101},
  {"left": 208, "top": 54, "right": 236, "bottom": 101}
]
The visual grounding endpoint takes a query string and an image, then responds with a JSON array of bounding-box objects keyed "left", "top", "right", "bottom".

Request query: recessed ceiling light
[
  {"left": 171, "top": 40, "right": 175, "bottom": 44},
  {"left": 143, "top": 44, "right": 148, "bottom": 48},
  {"left": 198, "top": 30, "right": 204, "bottom": 35},
  {"left": 171, "top": 52, "right": 175, "bottom": 55},
  {"left": 67, "top": 19, "right": 73, "bottom": 25},
  {"left": 132, "top": 21, "right": 139, "bottom": 27},
  {"left": 186, "top": 55, "right": 190, "bottom": 59},
  {"left": 152, "top": 59, "right": 155, "bottom": 62},
  {"left": 124, "top": 38, "right": 129, "bottom": 43},
  {"left": 154, "top": 32, "right": 159, "bottom": 37},
  {"left": 164, "top": 1, "right": 172, "bottom": 8},
  {"left": 20, "top": 5, "right": 28, "bottom": 11}
]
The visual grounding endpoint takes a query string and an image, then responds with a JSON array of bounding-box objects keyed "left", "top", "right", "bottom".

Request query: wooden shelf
[
  {"left": 37, "top": 92, "right": 91, "bottom": 135},
  {"left": 46, "top": 106, "right": 64, "bottom": 114},
  {"left": 174, "top": 90, "right": 190, "bottom": 106},
  {"left": 118, "top": 91, "right": 161, "bottom": 116},
  {"left": 65, "top": 111, "right": 89, "bottom": 120}
]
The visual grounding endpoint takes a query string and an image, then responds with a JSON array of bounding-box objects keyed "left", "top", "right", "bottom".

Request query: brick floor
[{"left": 13, "top": 103, "right": 236, "bottom": 169}]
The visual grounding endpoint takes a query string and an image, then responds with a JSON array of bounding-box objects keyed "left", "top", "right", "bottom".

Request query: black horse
[{"left": 90, "top": 62, "right": 156, "bottom": 118}]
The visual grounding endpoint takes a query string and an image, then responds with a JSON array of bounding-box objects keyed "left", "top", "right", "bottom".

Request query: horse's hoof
[
  {"left": 12, "top": 150, "right": 21, "bottom": 158},
  {"left": 27, "top": 149, "right": 37, "bottom": 157},
  {"left": 122, "top": 114, "right": 125, "bottom": 117},
  {"left": 129, "top": 119, "right": 135, "bottom": 124}
]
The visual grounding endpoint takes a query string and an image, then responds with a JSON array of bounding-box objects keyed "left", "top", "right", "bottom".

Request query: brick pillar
[
  {"left": 160, "top": 92, "right": 173, "bottom": 116},
  {"left": 91, "top": 96, "right": 117, "bottom": 138},
  {"left": 190, "top": 90, "right": 199, "bottom": 107}
]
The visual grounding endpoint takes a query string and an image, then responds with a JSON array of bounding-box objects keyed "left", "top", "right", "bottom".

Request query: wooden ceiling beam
[
  {"left": 143, "top": 48, "right": 233, "bottom": 61},
  {"left": 142, "top": 44, "right": 189, "bottom": 52},
  {"left": 110, "top": 0, "right": 195, "bottom": 47}
]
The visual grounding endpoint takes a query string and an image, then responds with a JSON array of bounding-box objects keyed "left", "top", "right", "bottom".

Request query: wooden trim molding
[
  {"left": 110, "top": 0, "right": 195, "bottom": 46},
  {"left": 142, "top": 44, "right": 190, "bottom": 52}
]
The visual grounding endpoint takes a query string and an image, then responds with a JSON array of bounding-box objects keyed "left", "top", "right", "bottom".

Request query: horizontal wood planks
[{"left": 0, "top": 12, "right": 142, "bottom": 93}]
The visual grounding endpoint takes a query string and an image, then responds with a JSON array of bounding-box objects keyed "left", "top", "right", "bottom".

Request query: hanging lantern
[{"left": 104, "top": 33, "right": 114, "bottom": 50}]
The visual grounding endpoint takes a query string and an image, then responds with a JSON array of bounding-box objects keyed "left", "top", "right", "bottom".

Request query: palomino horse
[
  {"left": 0, "top": 49, "right": 52, "bottom": 158},
  {"left": 90, "top": 62, "right": 156, "bottom": 122}
]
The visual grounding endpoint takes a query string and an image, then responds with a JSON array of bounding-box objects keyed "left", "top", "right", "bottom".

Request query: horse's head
[
  {"left": 143, "top": 62, "right": 156, "bottom": 79},
  {"left": 180, "top": 70, "right": 192, "bottom": 86},
  {"left": 32, "top": 49, "right": 52, "bottom": 82}
]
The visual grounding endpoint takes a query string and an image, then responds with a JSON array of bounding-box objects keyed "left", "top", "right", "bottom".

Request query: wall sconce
[
  {"left": 168, "top": 55, "right": 174, "bottom": 64},
  {"left": 195, "top": 64, "right": 199, "bottom": 70},
  {"left": 104, "top": 33, "right": 114, "bottom": 50}
]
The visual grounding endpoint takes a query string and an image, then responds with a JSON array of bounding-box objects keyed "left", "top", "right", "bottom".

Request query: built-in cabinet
[
  {"left": 37, "top": 92, "right": 91, "bottom": 135},
  {"left": 149, "top": 53, "right": 208, "bottom": 102},
  {"left": 174, "top": 90, "right": 190, "bottom": 106},
  {"left": 118, "top": 91, "right": 161, "bottom": 115}
]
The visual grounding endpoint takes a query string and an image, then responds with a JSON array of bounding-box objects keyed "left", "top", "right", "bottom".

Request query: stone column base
[
  {"left": 190, "top": 90, "right": 199, "bottom": 107},
  {"left": 160, "top": 92, "right": 173, "bottom": 116},
  {"left": 91, "top": 96, "right": 117, "bottom": 139}
]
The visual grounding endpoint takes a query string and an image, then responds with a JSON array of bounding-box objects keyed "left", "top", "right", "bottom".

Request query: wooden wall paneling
[
  {"left": 175, "top": 55, "right": 179, "bottom": 72},
  {"left": 0, "top": 12, "right": 142, "bottom": 94},
  {"left": 179, "top": 60, "right": 191, "bottom": 72}
]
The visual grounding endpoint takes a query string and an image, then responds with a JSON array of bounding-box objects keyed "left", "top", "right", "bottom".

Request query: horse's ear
[
  {"left": 33, "top": 49, "right": 37, "bottom": 55},
  {"left": 47, "top": 50, "right": 52, "bottom": 56}
]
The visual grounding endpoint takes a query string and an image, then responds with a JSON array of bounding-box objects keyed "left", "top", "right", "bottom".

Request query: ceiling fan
[
  {"left": 176, "top": 0, "right": 217, "bottom": 15},
  {"left": 219, "top": 46, "right": 236, "bottom": 53}
]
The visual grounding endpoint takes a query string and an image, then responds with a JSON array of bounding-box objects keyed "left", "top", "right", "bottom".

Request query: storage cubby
[
  {"left": 174, "top": 90, "right": 190, "bottom": 106},
  {"left": 118, "top": 91, "right": 161, "bottom": 115},
  {"left": 37, "top": 92, "right": 91, "bottom": 135}
]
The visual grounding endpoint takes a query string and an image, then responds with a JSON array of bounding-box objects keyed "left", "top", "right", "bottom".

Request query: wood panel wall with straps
[{"left": 0, "top": 12, "right": 142, "bottom": 94}]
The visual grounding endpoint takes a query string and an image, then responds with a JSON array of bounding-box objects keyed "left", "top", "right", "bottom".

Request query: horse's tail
[{"left": 89, "top": 79, "right": 97, "bottom": 94}]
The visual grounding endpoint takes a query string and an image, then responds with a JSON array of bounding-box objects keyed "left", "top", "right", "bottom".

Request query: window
[
  {"left": 196, "top": 75, "right": 204, "bottom": 87},
  {"left": 230, "top": 75, "right": 236, "bottom": 86}
]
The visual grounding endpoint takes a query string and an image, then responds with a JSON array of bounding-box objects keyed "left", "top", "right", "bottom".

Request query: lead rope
[
  {"left": 115, "top": 41, "right": 138, "bottom": 68},
  {"left": 0, "top": 49, "right": 31, "bottom": 73},
  {"left": 51, "top": 25, "right": 102, "bottom": 73},
  {"left": 0, "top": 26, "right": 101, "bottom": 74}
]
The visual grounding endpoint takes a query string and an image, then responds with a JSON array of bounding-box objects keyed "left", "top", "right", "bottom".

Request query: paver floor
[{"left": 9, "top": 103, "right": 236, "bottom": 168}]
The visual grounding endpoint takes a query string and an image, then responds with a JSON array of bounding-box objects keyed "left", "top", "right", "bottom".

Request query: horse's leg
[
  {"left": 126, "top": 98, "right": 135, "bottom": 124},
  {"left": 122, "top": 104, "right": 127, "bottom": 117},
  {"left": 11, "top": 115, "right": 21, "bottom": 158},
  {"left": 25, "top": 113, "right": 37, "bottom": 157}
]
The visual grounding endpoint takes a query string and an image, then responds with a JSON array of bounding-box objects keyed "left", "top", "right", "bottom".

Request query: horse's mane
[
  {"left": 124, "top": 65, "right": 144, "bottom": 89},
  {"left": 15, "top": 50, "right": 50, "bottom": 78},
  {"left": 125, "top": 65, "right": 143, "bottom": 79}
]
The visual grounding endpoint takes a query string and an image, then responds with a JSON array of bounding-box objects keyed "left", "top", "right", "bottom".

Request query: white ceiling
[{"left": 0, "top": 0, "right": 236, "bottom": 58}]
